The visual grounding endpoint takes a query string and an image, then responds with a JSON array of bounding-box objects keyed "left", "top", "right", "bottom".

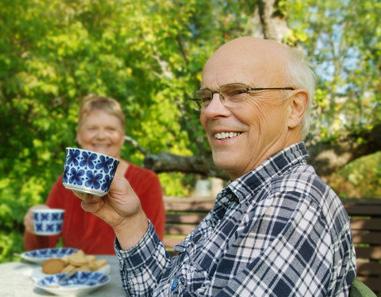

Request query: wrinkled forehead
[{"left": 201, "top": 38, "right": 290, "bottom": 89}]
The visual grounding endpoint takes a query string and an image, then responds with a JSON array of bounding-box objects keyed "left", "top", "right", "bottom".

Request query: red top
[{"left": 24, "top": 163, "right": 165, "bottom": 254}]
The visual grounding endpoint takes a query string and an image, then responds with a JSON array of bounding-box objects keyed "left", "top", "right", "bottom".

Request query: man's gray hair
[{"left": 285, "top": 48, "right": 316, "bottom": 138}]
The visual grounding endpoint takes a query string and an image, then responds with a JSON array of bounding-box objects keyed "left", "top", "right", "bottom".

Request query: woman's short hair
[{"left": 78, "top": 94, "right": 125, "bottom": 130}]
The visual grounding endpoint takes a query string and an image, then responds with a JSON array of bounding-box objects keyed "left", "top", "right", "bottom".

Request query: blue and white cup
[
  {"left": 33, "top": 209, "right": 65, "bottom": 236},
  {"left": 63, "top": 147, "right": 119, "bottom": 197}
]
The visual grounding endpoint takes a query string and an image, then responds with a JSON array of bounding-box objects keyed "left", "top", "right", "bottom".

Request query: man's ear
[{"left": 287, "top": 90, "right": 308, "bottom": 129}]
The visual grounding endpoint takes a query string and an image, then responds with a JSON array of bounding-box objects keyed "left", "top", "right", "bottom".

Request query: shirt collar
[{"left": 219, "top": 142, "right": 308, "bottom": 204}]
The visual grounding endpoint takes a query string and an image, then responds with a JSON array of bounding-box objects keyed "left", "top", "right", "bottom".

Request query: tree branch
[
  {"left": 143, "top": 152, "right": 229, "bottom": 180},
  {"left": 308, "top": 123, "right": 381, "bottom": 178},
  {"left": 140, "top": 123, "right": 381, "bottom": 180},
  {"left": 124, "top": 135, "right": 148, "bottom": 155}
]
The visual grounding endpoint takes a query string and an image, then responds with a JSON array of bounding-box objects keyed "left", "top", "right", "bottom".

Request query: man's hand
[{"left": 74, "top": 175, "right": 149, "bottom": 250}]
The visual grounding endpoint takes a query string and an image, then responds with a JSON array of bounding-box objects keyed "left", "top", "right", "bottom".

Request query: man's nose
[{"left": 202, "top": 93, "right": 230, "bottom": 117}]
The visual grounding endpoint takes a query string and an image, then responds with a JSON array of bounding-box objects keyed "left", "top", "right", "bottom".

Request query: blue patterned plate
[
  {"left": 20, "top": 247, "right": 78, "bottom": 264},
  {"left": 35, "top": 272, "right": 110, "bottom": 296}
]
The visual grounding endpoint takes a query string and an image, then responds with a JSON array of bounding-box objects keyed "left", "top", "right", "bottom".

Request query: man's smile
[{"left": 213, "top": 131, "right": 242, "bottom": 140}]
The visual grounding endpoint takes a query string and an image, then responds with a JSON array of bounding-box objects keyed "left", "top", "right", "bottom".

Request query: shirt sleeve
[
  {"left": 115, "top": 222, "right": 171, "bottom": 296},
  {"left": 132, "top": 170, "right": 166, "bottom": 240},
  {"left": 215, "top": 192, "right": 343, "bottom": 297},
  {"left": 23, "top": 178, "right": 63, "bottom": 250}
]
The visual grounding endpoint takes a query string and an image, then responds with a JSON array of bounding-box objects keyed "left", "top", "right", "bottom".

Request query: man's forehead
[{"left": 201, "top": 37, "right": 289, "bottom": 88}]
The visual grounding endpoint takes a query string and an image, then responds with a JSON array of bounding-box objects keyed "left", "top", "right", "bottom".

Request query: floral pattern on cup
[
  {"left": 63, "top": 148, "right": 119, "bottom": 197},
  {"left": 33, "top": 209, "right": 65, "bottom": 236}
]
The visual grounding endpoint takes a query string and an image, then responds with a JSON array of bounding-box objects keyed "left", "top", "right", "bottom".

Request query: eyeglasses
[{"left": 192, "top": 83, "right": 295, "bottom": 110}]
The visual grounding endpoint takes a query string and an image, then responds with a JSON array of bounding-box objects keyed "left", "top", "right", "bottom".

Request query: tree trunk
[{"left": 256, "top": 0, "right": 290, "bottom": 41}]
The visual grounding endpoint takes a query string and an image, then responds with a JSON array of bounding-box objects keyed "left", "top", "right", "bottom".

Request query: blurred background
[{"left": 0, "top": 0, "right": 380, "bottom": 263}]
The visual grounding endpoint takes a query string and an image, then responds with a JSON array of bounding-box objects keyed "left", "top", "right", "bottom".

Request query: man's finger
[
  {"left": 81, "top": 198, "right": 104, "bottom": 213},
  {"left": 72, "top": 191, "right": 101, "bottom": 202},
  {"left": 72, "top": 190, "right": 87, "bottom": 200}
]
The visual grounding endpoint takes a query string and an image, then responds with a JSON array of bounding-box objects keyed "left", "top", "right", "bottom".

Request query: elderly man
[{"left": 79, "top": 37, "right": 356, "bottom": 296}]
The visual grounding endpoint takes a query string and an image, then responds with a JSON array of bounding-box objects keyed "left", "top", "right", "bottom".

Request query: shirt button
[{"left": 170, "top": 278, "right": 179, "bottom": 292}]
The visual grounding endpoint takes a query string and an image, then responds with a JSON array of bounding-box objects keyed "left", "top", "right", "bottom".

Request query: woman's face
[{"left": 76, "top": 109, "right": 124, "bottom": 158}]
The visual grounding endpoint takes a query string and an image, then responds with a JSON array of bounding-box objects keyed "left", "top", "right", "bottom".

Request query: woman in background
[{"left": 23, "top": 95, "right": 165, "bottom": 254}]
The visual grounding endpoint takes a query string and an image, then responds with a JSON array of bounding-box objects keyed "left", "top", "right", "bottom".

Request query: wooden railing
[{"left": 163, "top": 197, "right": 381, "bottom": 296}]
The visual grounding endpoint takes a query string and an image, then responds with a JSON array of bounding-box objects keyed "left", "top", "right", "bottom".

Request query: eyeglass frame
[{"left": 192, "top": 83, "right": 295, "bottom": 110}]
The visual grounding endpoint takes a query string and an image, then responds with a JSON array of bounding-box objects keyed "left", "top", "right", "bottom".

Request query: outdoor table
[{"left": 0, "top": 255, "right": 125, "bottom": 296}]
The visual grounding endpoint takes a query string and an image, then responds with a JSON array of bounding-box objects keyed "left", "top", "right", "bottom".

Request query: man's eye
[
  {"left": 226, "top": 88, "right": 247, "bottom": 97},
  {"left": 201, "top": 96, "right": 212, "bottom": 103}
]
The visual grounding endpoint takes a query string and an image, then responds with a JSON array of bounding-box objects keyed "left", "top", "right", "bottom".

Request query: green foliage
[
  {"left": 0, "top": 232, "right": 23, "bottom": 262},
  {"left": 0, "top": 0, "right": 226, "bottom": 262},
  {"left": 286, "top": 0, "right": 381, "bottom": 139},
  {"left": 329, "top": 152, "right": 381, "bottom": 198},
  {"left": 159, "top": 172, "right": 195, "bottom": 197}
]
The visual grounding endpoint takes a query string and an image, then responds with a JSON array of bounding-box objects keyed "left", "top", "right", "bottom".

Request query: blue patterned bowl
[
  {"left": 32, "top": 209, "right": 64, "bottom": 236},
  {"left": 63, "top": 147, "right": 119, "bottom": 197}
]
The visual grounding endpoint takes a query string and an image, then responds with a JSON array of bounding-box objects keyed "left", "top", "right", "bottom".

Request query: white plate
[
  {"left": 20, "top": 247, "right": 79, "bottom": 264},
  {"left": 35, "top": 271, "right": 110, "bottom": 296},
  {"left": 31, "top": 263, "right": 111, "bottom": 282}
]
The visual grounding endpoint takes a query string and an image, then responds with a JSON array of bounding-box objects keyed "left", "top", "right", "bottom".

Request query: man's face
[{"left": 200, "top": 38, "right": 295, "bottom": 179}]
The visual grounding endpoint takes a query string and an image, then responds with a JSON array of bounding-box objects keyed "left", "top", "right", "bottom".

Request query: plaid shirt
[{"left": 116, "top": 142, "right": 356, "bottom": 296}]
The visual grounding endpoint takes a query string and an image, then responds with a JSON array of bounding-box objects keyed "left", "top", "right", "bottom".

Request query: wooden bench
[
  {"left": 345, "top": 200, "right": 381, "bottom": 296},
  {"left": 164, "top": 197, "right": 381, "bottom": 296}
]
